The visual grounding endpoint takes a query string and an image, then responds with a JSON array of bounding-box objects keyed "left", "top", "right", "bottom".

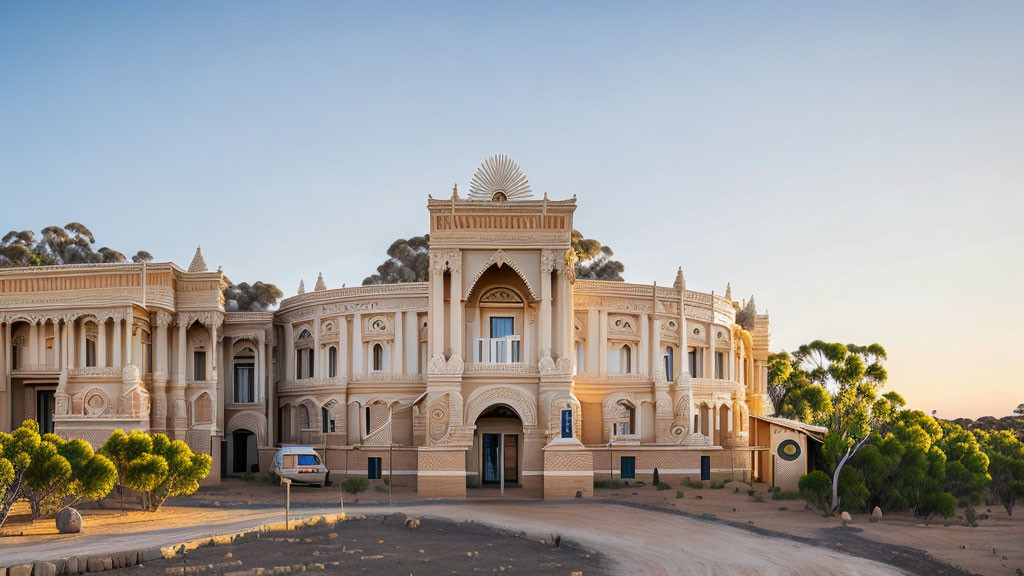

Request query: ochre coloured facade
[{"left": 0, "top": 156, "right": 773, "bottom": 497}]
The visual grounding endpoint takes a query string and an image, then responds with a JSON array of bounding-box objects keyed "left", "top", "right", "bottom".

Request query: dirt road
[{"left": 1, "top": 501, "right": 904, "bottom": 575}]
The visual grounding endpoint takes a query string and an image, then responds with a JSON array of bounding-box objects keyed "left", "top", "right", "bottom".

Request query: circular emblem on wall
[{"left": 777, "top": 439, "right": 801, "bottom": 461}]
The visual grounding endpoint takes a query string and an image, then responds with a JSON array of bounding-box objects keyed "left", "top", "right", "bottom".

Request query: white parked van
[{"left": 270, "top": 446, "right": 330, "bottom": 487}]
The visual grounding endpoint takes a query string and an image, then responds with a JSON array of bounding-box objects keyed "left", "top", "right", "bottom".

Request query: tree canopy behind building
[
  {"left": 224, "top": 281, "right": 284, "bottom": 312},
  {"left": 362, "top": 230, "right": 625, "bottom": 285},
  {"left": 0, "top": 223, "right": 152, "bottom": 268}
]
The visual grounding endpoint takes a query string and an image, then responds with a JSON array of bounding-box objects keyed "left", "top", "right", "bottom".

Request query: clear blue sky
[{"left": 1, "top": 2, "right": 1021, "bottom": 418}]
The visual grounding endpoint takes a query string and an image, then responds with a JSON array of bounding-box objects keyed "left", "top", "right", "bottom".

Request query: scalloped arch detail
[{"left": 467, "top": 250, "right": 537, "bottom": 301}]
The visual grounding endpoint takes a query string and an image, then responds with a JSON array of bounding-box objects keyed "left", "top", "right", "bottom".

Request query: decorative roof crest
[
  {"left": 297, "top": 279, "right": 305, "bottom": 295},
  {"left": 188, "top": 246, "right": 209, "bottom": 273},
  {"left": 314, "top": 272, "right": 327, "bottom": 292},
  {"left": 468, "top": 154, "right": 533, "bottom": 201}
]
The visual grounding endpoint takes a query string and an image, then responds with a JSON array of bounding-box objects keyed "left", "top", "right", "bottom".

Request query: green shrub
[
  {"left": 341, "top": 476, "right": 369, "bottom": 502},
  {"left": 242, "top": 471, "right": 255, "bottom": 482},
  {"left": 101, "top": 429, "right": 211, "bottom": 511},
  {"left": 799, "top": 470, "right": 832, "bottom": 512},
  {"left": 594, "top": 479, "right": 623, "bottom": 489},
  {"left": 772, "top": 491, "right": 800, "bottom": 500},
  {"left": 768, "top": 485, "right": 781, "bottom": 494},
  {"left": 917, "top": 492, "right": 957, "bottom": 525},
  {"left": 709, "top": 480, "right": 725, "bottom": 489},
  {"left": 656, "top": 482, "right": 671, "bottom": 490},
  {"left": 682, "top": 477, "right": 703, "bottom": 489}
]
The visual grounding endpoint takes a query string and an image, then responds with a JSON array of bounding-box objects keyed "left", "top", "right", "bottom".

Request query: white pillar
[
  {"left": 598, "top": 310, "right": 608, "bottom": 374},
  {"left": 337, "top": 317, "right": 348, "bottom": 377},
  {"left": 29, "top": 322, "right": 39, "bottom": 365},
  {"left": 639, "top": 313, "right": 649, "bottom": 376},
  {"left": 256, "top": 335, "right": 265, "bottom": 402},
  {"left": 0, "top": 321, "right": 7, "bottom": 392},
  {"left": 449, "top": 252, "right": 462, "bottom": 360},
  {"left": 283, "top": 322, "right": 294, "bottom": 381},
  {"left": 430, "top": 257, "right": 445, "bottom": 357},
  {"left": 651, "top": 317, "right": 661, "bottom": 378},
  {"left": 586, "top": 309, "right": 599, "bottom": 372},
  {"left": 124, "top": 314, "right": 133, "bottom": 368},
  {"left": 112, "top": 318, "right": 122, "bottom": 369},
  {"left": 177, "top": 318, "right": 188, "bottom": 381},
  {"left": 98, "top": 320, "right": 108, "bottom": 368},
  {"left": 351, "top": 314, "right": 362, "bottom": 374},
  {"left": 79, "top": 320, "right": 87, "bottom": 367},
  {"left": 708, "top": 326, "right": 716, "bottom": 379},
  {"left": 393, "top": 311, "right": 404, "bottom": 374},
  {"left": 539, "top": 256, "right": 552, "bottom": 357},
  {"left": 313, "top": 317, "right": 321, "bottom": 378}
]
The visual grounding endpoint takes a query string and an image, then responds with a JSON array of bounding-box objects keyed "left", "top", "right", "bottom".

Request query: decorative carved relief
[{"left": 479, "top": 287, "right": 523, "bottom": 305}]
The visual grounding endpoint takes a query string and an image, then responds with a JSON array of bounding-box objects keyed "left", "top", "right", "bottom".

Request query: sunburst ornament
[{"left": 468, "top": 154, "right": 533, "bottom": 201}]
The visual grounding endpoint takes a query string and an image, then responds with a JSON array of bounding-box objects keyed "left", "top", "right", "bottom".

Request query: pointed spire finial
[
  {"left": 188, "top": 246, "right": 208, "bottom": 273},
  {"left": 314, "top": 272, "right": 327, "bottom": 292},
  {"left": 725, "top": 282, "right": 732, "bottom": 300},
  {"left": 297, "top": 279, "right": 306, "bottom": 295},
  {"left": 673, "top": 267, "right": 685, "bottom": 290}
]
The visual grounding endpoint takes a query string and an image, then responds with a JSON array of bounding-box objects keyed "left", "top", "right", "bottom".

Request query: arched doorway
[
  {"left": 230, "top": 428, "right": 257, "bottom": 474},
  {"left": 473, "top": 404, "right": 523, "bottom": 487}
]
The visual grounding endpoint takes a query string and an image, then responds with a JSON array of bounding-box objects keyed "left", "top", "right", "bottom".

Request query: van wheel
[{"left": 323, "top": 472, "right": 331, "bottom": 487}]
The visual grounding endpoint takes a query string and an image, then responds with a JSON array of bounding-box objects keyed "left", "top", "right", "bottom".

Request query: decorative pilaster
[
  {"left": 539, "top": 249, "right": 556, "bottom": 360},
  {"left": 448, "top": 251, "right": 462, "bottom": 362}
]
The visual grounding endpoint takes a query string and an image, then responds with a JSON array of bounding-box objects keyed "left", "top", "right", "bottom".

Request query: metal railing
[{"left": 473, "top": 335, "right": 521, "bottom": 364}]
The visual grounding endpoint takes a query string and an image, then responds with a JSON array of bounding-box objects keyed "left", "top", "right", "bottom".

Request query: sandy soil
[
  {"left": 3, "top": 479, "right": 1020, "bottom": 575},
  {"left": 589, "top": 480, "right": 1022, "bottom": 576},
  {"left": 101, "top": 513, "right": 606, "bottom": 576},
  {"left": 2, "top": 499, "right": 903, "bottom": 575}
]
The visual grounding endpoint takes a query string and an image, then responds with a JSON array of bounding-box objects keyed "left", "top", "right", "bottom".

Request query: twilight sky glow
[{"left": 1, "top": 2, "right": 1021, "bottom": 418}]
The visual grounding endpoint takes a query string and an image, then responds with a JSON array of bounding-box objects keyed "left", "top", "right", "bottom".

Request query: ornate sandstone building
[{"left": 0, "top": 156, "right": 775, "bottom": 498}]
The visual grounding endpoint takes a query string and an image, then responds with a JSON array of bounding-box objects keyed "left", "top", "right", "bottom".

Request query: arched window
[
  {"left": 372, "top": 343, "right": 384, "bottom": 372},
  {"left": 615, "top": 401, "right": 636, "bottom": 435},
  {"left": 233, "top": 347, "right": 255, "bottom": 403},
  {"left": 142, "top": 331, "right": 153, "bottom": 374},
  {"left": 328, "top": 346, "right": 337, "bottom": 378},
  {"left": 664, "top": 347, "right": 674, "bottom": 382},
  {"left": 321, "top": 406, "right": 335, "bottom": 433},
  {"left": 295, "top": 329, "right": 314, "bottom": 379},
  {"left": 622, "top": 345, "right": 632, "bottom": 374}
]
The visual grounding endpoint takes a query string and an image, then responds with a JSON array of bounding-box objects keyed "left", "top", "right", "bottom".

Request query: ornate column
[
  {"left": 313, "top": 317, "right": 321, "bottom": 378},
  {"left": 176, "top": 316, "right": 188, "bottom": 383},
  {"left": 429, "top": 252, "right": 446, "bottom": 358},
  {"left": 29, "top": 321, "right": 39, "bottom": 365},
  {"left": 97, "top": 318, "right": 107, "bottom": 368},
  {"left": 169, "top": 315, "right": 189, "bottom": 439},
  {"left": 708, "top": 324, "right": 716, "bottom": 379},
  {"left": 393, "top": 311, "right": 404, "bottom": 374},
  {"left": 124, "top": 312, "right": 134, "bottom": 374},
  {"left": 598, "top": 310, "right": 608, "bottom": 374},
  {"left": 152, "top": 312, "right": 171, "bottom": 433},
  {"left": 712, "top": 405, "right": 719, "bottom": 445},
  {"left": 539, "top": 250, "right": 555, "bottom": 359},
  {"left": 448, "top": 251, "right": 462, "bottom": 361},
  {"left": 639, "top": 312, "right": 649, "bottom": 376},
  {"left": 66, "top": 318, "right": 74, "bottom": 371},
  {"left": 111, "top": 316, "right": 122, "bottom": 369},
  {"left": 586, "top": 309, "right": 598, "bottom": 372},
  {"left": 282, "top": 321, "right": 294, "bottom": 381},
  {"left": 337, "top": 316, "right": 348, "bottom": 377},
  {"left": 78, "top": 320, "right": 87, "bottom": 367},
  {"left": 255, "top": 334, "right": 265, "bottom": 402},
  {"left": 210, "top": 320, "right": 219, "bottom": 438},
  {"left": 351, "top": 313, "right": 362, "bottom": 374},
  {"left": 263, "top": 332, "right": 273, "bottom": 446}
]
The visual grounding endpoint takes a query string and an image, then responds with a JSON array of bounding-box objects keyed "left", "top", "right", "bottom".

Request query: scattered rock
[
  {"left": 405, "top": 517, "right": 420, "bottom": 529},
  {"left": 960, "top": 544, "right": 967, "bottom": 549},
  {"left": 56, "top": 507, "right": 83, "bottom": 534},
  {"left": 575, "top": 491, "right": 583, "bottom": 498},
  {"left": 871, "top": 506, "right": 883, "bottom": 522},
  {"left": 9, "top": 564, "right": 32, "bottom": 576},
  {"left": 675, "top": 491, "right": 684, "bottom": 499},
  {"left": 841, "top": 511, "right": 852, "bottom": 525}
]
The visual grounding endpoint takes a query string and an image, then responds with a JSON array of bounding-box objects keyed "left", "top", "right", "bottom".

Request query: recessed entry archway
[{"left": 471, "top": 404, "right": 524, "bottom": 488}]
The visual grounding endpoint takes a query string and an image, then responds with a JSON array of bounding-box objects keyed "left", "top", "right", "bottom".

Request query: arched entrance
[
  {"left": 473, "top": 404, "right": 523, "bottom": 487},
  {"left": 229, "top": 428, "right": 258, "bottom": 474}
]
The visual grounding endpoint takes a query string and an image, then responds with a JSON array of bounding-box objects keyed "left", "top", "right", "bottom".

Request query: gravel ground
[{"left": 101, "top": 513, "right": 607, "bottom": 576}]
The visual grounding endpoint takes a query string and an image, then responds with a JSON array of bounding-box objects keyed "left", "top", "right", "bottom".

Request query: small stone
[
  {"left": 960, "top": 544, "right": 967, "bottom": 549},
  {"left": 870, "top": 506, "right": 883, "bottom": 522},
  {"left": 405, "top": 517, "right": 420, "bottom": 529},
  {"left": 56, "top": 507, "right": 84, "bottom": 534},
  {"left": 9, "top": 565, "right": 32, "bottom": 576},
  {"left": 840, "top": 511, "right": 852, "bottom": 523},
  {"left": 225, "top": 552, "right": 233, "bottom": 558}
]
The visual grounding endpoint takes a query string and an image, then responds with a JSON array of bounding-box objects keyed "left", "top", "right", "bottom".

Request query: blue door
[
  {"left": 700, "top": 455, "right": 711, "bottom": 481},
  {"left": 620, "top": 456, "right": 636, "bottom": 479}
]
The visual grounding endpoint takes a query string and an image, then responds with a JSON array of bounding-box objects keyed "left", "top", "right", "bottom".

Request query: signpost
[{"left": 281, "top": 477, "right": 291, "bottom": 530}]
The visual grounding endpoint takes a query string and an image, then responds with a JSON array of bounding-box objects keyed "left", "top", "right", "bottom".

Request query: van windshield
[{"left": 297, "top": 454, "right": 320, "bottom": 466}]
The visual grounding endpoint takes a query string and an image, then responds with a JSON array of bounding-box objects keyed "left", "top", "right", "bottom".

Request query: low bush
[
  {"left": 918, "top": 492, "right": 958, "bottom": 525},
  {"left": 656, "top": 482, "right": 671, "bottom": 490},
  {"left": 341, "top": 476, "right": 369, "bottom": 502},
  {"left": 798, "top": 470, "right": 832, "bottom": 513},
  {"left": 709, "top": 480, "right": 725, "bottom": 489},
  {"left": 594, "top": 479, "right": 623, "bottom": 489}
]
